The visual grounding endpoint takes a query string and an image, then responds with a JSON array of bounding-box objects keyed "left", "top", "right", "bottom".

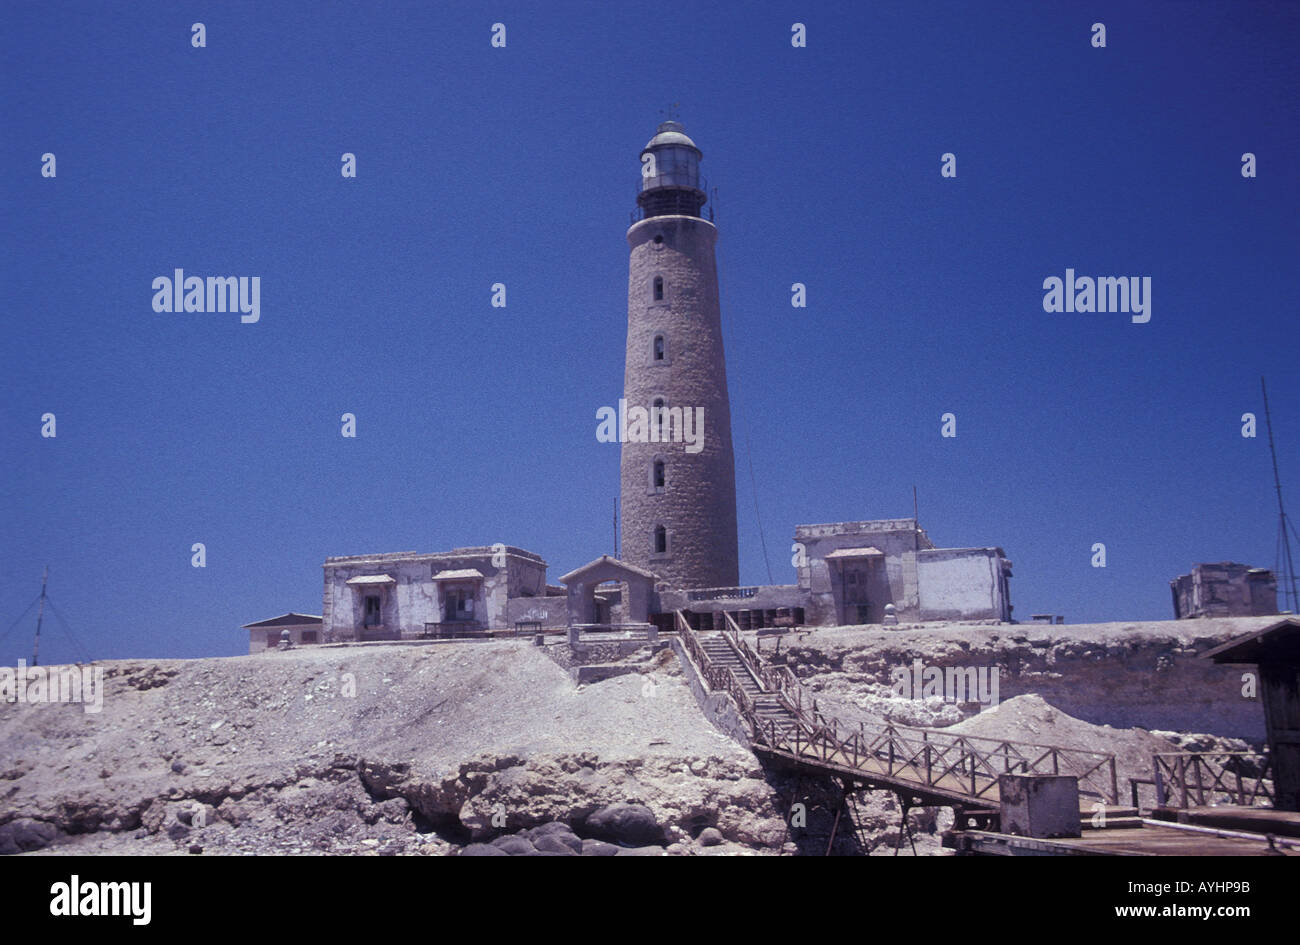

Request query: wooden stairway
[
  {"left": 698, "top": 633, "right": 800, "bottom": 735},
  {"left": 674, "top": 609, "right": 1120, "bottom": 811}
]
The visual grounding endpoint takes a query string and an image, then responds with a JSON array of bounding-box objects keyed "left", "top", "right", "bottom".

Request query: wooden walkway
[
  {"left": 954, "top": 821, "right": 1300, "bottom": 856},
  {"left": 673, "top": 612, "right": 1120, "bottom": 811},
  {"left": 673, "top": 613, "right": 1300, "bottom": 855}
]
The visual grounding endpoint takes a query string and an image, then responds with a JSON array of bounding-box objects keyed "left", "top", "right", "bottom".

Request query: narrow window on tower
[
  {"left": 652, "top": 334, "right": 666, "bottom": 361},
  {"left": 653, "top": 459, "right": 665, "bottom": 491},
  {"left": 652, "top": 397, "right": 668, "bottom": 440},
  {"left": 654, "top": 525, "right": 668, "bottom": 555},
  {"left": 653, "top": 276, "right": 664, "bottom": 301}
]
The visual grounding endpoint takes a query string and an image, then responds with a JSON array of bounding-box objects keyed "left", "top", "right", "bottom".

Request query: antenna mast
[
  {"left": 913, "top": 485, "right": 920, "bottom": 552},
  {"left": 32, "top": 567, "right": 48, "bottom": 666},
  {"left": 1262, "top": 377, "right": 1299, "bottom": 613}
]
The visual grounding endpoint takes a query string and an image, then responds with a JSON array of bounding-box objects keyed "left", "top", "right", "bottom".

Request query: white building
[
  {"left": 321, "top": 546, "right": 563, "bottom": 641},
  {"left": 243, "top": 613, "right": 323, "bottom": 654}
]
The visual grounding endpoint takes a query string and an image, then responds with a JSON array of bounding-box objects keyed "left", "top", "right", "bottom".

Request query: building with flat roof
[
  {"left": 795, "top": 519, "right": 1010, "bottom": 625},
  {"left": 1171, "top": 562, "right": 1277, "bottom": 619},
  {"left": 322, "top": 546, "right": 562, "bottom": 642},
  {"left": 243, "top": 613, "right": 322, "bottom": 654}
]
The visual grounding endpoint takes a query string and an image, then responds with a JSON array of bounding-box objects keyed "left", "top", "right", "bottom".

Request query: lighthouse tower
[{"left": 620, "top": 121, "right": 739, "bottom": 589}]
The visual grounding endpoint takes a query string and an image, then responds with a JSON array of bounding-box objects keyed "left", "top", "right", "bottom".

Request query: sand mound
[{"left": 948, "top": 694, "right": 1179, "bottom": 791}]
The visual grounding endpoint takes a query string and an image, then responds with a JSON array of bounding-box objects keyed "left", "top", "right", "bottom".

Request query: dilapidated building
[
  {"left": 794, "top": 519, "right": 1012, "bottom": 625},
  {"left": 648, "top": 517, "right": 1014, "bottom": 629},
  {"left": 321, "top": 547, "right": 562, "bottom": 641},
  {"left": 320, "top": 518, "right": 1013, "bottom": 638},
  {"left": 1171, "top": 562, "right": 1277, "bottom": 619}
]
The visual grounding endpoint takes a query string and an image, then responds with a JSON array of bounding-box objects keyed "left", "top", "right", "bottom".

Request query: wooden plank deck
[
  {"left": 955, "top": 823, "right": 1300, "bottom": 856},
  {"left": 1151, "top": 805, "right": 1300, "bottom": 838}
]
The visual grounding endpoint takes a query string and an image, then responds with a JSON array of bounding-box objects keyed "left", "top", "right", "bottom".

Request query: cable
[
  {"left": 0, "top": 593, "right": 43, "bottom": 647},
  {"left": 743, "top": 413, "right": 774, "bottom": 585},
  {"left": 46, "top": 600, "right": 93, "bottom": 664}
]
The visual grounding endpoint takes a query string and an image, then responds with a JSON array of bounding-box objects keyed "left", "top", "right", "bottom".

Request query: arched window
[
  {"left": 654, "top": 525, "right": 668, "bottom": 555},
  {"left": 647, "top": 455, "right": 667, "bottom": 495},
  {"left": 653, "top": 334, "right": 665, "bottom": 361},
  {"left": 652, "top": 276, "right": 664, "bottom": 301},
  {"left": 652, "top": 397, "right": 667, "bottom": 439}
]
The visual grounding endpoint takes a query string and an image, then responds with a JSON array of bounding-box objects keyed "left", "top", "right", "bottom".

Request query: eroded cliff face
[
  {"left": 764, "top": 617, "right": 1275, "bottom": 739},
  {"left": 1, "top": 615, "right": 1273, "bottom": 855},
  {"left": 0, "top": 642, "right": 795, "bottom": 855}
]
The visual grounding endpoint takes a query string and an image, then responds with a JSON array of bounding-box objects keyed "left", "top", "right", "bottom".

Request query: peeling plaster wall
[
  {"left": 506, "top": 595, "right": 567, "bottom": 628},
  {"left": 795, "top": 521, "right": 932, "bottom": 623},
  {"left": 322, "top": 559, "right": 437, "bottom": 640},
  {"left": 792, "top": 522, "right": 1013, "bottom": 626},
  {"left": 322, "top": 549, "right": 549, "bottom": 640},
  {"left": 917, "top": 548, "right": 1010, "bottom": 622}
]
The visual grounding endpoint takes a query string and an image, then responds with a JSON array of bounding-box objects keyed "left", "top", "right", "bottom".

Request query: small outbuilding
[
  {"left": 1203, "top": 617, "right": 1300, "bottom": 811},
  {"left": 560, "top": 556, "right": 658, "bottom": 626},
  {"left": 243, "top": 613, "right": 323, "bottom": 654},
  {"left": 1171, "top": 562, "right": 1277, "bottom": 619}
]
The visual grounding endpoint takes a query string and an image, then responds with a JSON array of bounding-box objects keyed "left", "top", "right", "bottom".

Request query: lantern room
[{"left": 637, "top": 120, "right": 707, "bottom": 219}]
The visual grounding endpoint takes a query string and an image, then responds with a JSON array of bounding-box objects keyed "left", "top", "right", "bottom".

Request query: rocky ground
[
  {"left": 1, "top": 641, "right": 789, "bottom": 856},
  {"left": 758, "top": 617, "right": 1274, "bottom": 738},
  {"left": 1, "top": 617, "right": 1266, "bottom": 856}
]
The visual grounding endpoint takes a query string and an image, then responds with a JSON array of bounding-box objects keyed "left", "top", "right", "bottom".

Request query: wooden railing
[
  {"left": 1153, "top": 751, "right": 1274, "bottom": 809},
  {"left": 712, "top": 611, "right": 1119, "bottom": 805},
  {"left": 674, "top": 611, "right": 757, "bottom": 719},
  {"left": 752, "top": 710, "right": 1119, "bottom": 804},
  {"left": 421, "top": 621, "right": 488, "bottom": 639},
  {"left": 721, "top": 612, "right": 822, "bottom": 720}
]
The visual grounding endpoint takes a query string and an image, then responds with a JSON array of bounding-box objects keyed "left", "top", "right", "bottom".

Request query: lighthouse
[{"left": 619, "top": 120, "right": 739, "bottom": 589}]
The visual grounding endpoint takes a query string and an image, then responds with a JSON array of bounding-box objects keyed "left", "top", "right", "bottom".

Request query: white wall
[{"left": 917, "top": 549, "right": 1007, "bottom": 621}]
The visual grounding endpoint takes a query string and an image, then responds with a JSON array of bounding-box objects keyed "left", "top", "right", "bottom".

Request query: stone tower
[{"left": 619, "top": 121, "right": 739, "bottom": 589}]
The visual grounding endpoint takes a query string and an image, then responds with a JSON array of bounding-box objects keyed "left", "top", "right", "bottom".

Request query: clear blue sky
[{"left": 3, "top": 1, "right": 1298, "bottom": 662}]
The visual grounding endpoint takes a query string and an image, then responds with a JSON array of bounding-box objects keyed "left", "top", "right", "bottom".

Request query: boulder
[
  {"left": 461, "top": 843, "right": 509, "bottom": 856},
  {"left": 491, "top": 835, "right": 536, "bottom": 855},
  {"left": 0, "top": 818, "right": 59, "bottom": 855},
  {"left": 584, "top": 803, "right": 663, "bottom": 847},
  {"left": 697, "top": 827, "right": 724, "bottom": 847},
  {"left": 528, "top": 822, "right": 582, "bottom": 852},
  {"left": 531, "top": 820, "right": 578, "bottom": 838},
  {"left": 532, "top": 834, "right": 578, "bottom": 855}
]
